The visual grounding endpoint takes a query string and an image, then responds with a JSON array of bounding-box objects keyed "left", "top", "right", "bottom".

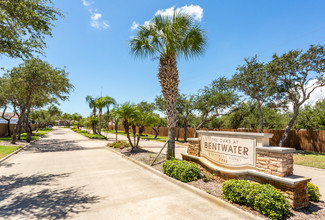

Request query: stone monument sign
[{"left": 183, "top": 130, "right": 311, "bottom": 209}]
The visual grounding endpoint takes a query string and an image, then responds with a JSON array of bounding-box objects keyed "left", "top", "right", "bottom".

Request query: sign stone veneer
[{"left": 183, "top": 130, "right": 310, "bottom": 209}]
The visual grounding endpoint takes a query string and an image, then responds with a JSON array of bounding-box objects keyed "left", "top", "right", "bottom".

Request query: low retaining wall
[{"left": 184, "top": 131, "right": 310, "bottom": 209}]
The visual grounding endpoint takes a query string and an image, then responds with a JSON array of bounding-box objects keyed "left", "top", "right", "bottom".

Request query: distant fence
[
  {"left": 108, "top": 125, "right": 325, "bottom": 153},
  {"left": 0, "top": 124, "right": 38, "bottom": 137}
]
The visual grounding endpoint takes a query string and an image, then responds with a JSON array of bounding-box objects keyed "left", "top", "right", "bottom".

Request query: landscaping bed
[{"left": 108, "top": 143, "right": 325, "bottom": 220}]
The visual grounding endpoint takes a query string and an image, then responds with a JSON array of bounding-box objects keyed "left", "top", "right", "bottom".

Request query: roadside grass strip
[
  {"left": 71, "top": 128, "right": 106, "bottom": 139},
  {"left": 0, "top": 145, "right": 22, "bottom": 159},
  {"left": 0, "top": 128, "right": 53, "bottom": 142},
  {"left": 294, "top": 151, "right": 325, "bottom": 169}
]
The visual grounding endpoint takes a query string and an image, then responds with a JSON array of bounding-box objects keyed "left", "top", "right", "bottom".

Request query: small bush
[
  {"left": 162, "top": 160, "right": 201, "bottom": 182},
  {"left": 308, "top": 182, "right": 321, "bottom": 202},
  {"left": 222, "top": 179, "right": 290, "bottom": 220},
  {"left": 85, "top": 134, "right": 105, "bottom": 139},
  {"left": 108, "top": 141, "right": 130, "bottom": 149}
]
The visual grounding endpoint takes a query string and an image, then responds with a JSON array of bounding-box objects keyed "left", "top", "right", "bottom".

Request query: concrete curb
[
  {"left": 106, "top": 147, "right": 263, "bottom": 220},
  {"left": 0, "top": 130, "right": 52, "bottom": 164}
]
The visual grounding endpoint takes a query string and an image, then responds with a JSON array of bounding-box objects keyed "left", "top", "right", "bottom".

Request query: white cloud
[
  {"left": 90, "top": 20, "right": 109, "bottom": 30},
  {"left": 132, "top": 5, "right": 203, "bottom": 31},
  {"left": 303, "top": 78, "right": 325, "bottom": 106},
  {"left": 82, "top": 7, "right": 108, "bottom": 30},
  {"left": 89, "top": 9, "right": 102, "bottom": 20},
  {"left": 82, "top": 0, "right": 93, "bottom": 7},
  {"left": 82, "top": 1, "right": 109, "bottom": 30},
  {"left": 130, "top": 21, "right": 139, "bottom": 31},
  {"left": 155, "top": 5, "right": 203, "bottom": 22}
]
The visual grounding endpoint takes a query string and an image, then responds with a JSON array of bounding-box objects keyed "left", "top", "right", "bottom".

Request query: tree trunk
[
  {"left": 257, "top": 101, "right": 263, "bottom": 133},
  {"left": 184, "top": 122, "right": 188, "bottom": 142},
  {"left": 6, "top": 119, "right": 11, "bottom": 137},
  {"left": 25, "top": 106, "right": 32, "bottom": 143},
  {"left": 136, "top": 126, "right": 145, "bottom": 148},
  {"left": 158, "top": 55, "right": 179, "bottom": 160},
  {"left": 279, "top": 107, "right": 299, "bottom": 147},
  {"left": 194, "top": 115, "right": 207, "bottom": 138},
  {"left": 98, "top": 108, "right": 102, "bottom": 135},
  {"left": 12, "top": 107, "right": 26, "bottom": 144},
  {"left": 115, "top": 119, "right": 119, "bottom": 142},
  {"left": 176, "top": 127, "right": 179, "bottom": 141},
  {"left": 152, "top": 126, "right": 159, "bottom": 139},
  {"left": 167, "top": 127, "right": 175, "bottom": 159},
  {"left": 123, "top": 119, "right": 133, "bottom": 150},
  {"left": 131, "top": 124, "right": 136, "bottom": 148}
]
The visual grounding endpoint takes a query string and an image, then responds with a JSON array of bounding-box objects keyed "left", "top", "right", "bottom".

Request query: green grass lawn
[
  {"left": 0, "top": 128, "right": 53, "bottom": 142},
  {"left": 0, "top": 145, "right": 22, "bottom": 159},
  {"left": 294, "top": 151, "right": 325, "bottom": 169},
  {"left": 71, "top": 128, "right": 106, "bottom": 139},
  {"left": 105, "top": 129, "right": 184, "bottom": 143}
]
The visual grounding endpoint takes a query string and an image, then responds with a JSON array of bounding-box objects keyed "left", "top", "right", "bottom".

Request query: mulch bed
[{"left": 108, "top": 146, "right": 325, "bottom": 220}]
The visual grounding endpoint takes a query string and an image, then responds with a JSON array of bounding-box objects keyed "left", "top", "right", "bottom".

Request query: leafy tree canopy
[{"left": 0, "top": 0, "right": 63, "bottom": 59}]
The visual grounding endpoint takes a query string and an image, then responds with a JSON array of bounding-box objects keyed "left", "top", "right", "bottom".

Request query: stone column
[{"left": 187, "top": 138, "right": 200, "bottom": 157}]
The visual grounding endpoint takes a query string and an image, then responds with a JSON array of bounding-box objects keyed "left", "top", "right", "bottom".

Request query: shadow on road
[
  {"left": 25, "top": 140, "right": 85, "bottom": 153},
  {"left": 0, "top": 173, "right": 101, "bottom": 219}
]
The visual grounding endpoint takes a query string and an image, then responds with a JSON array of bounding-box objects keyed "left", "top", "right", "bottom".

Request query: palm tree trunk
[
  {"left": 158, "top": 55, "right": 179, "bottom": 159},
  {"left": 98, "top": 107, "right": 102, "bottom": 135}
]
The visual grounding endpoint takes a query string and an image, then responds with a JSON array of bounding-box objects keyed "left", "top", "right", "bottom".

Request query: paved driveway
[{"left": 0, "top": 127, "right": 255, "bottom": 220}]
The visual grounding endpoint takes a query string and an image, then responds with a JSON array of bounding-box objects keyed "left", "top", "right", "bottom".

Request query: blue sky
[{"left": 1, "top": 0, "right": 325, "bottom": 116}]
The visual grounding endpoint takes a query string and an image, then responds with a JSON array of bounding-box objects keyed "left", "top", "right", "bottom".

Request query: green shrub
[
  {"left": 85, "top": 134, "right": 105, "bottom": 139},
  {"left": 308, "top": 182, "right": 321, "bottom": 202},
  {"left": 222, "top": 179, "right": 290, "bottom": 220},
  {"left": 162, "top": 160, "right": 201, "bottom": 182},
  {"left": 108, "top": 141, "right": 130, "bottom": 149}
]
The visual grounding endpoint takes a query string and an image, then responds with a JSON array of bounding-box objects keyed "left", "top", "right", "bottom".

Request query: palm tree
[
  {"left": 116, "top": 103, "right": 138, "bottom": 151},
  {"left": 130, "top": 12, "right": 206, "bottom": 159},
  {"left": 95, "top": 96, "right": 116, "bottom": 135},
  {"left": 86, "top": 95, "right": 97, "bottom": 134}
]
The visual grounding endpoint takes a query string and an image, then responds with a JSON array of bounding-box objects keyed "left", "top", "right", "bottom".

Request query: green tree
[
  {"left": 130, "top": 12, "right": 206, "bottom": 159},
  {"left": 177, "top": 94, "right": 195, "bottom": 142},
  {"left": 267, "top": 45, "right": 325, "bottom": 146},
  {"left": 72, "top": 113, "right": 82, "bottom": 129},
  {"left": 193, "top": 77, "right": 239, "bottom": 137},
  {"left": 116, "top": 103, "right": 138, "bottom": 151},
  {"left": 134, "top": 110, "right": 160, "bottom": 148},
  {"left": 86, "top": 95, "right": 97, "bottom": 134},
  {"left": 0, "top": 0, "right": 63, "bottom": 59},
  {"left": 232, "top": 56, "right": 277, "bottom": 132},
  {"left": 95, "top": 96, "right": 115, "bottom": 135},
  {"left": 2, "top": 58, "right": 73, "bottom": 143}
]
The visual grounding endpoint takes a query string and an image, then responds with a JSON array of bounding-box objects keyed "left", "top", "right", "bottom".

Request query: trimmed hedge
[
  {"left": 162, "top": 160, "right": 201, "bottom": 182},
  {"left": 71, "top": 128, "right": 105, "bottom": 139},
  {"left": 222, "top": 179, "right": 290, "bottom": 220},
  {"left": 308, "top": 182, "right": 321, "bottom": 202}
]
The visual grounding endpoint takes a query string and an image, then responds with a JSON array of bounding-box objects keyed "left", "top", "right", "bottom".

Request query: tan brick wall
[
  {"left": 187, "top": 139, "right": 200, "bottom": 157},
  {"left": 256, "top": 150, "right": 293, "bottom": 177}
]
